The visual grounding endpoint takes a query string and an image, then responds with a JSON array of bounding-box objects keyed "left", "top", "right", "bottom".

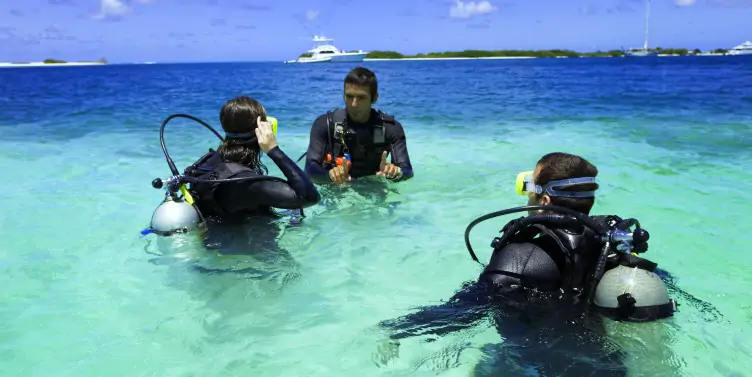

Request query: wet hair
[
  {"left": 218, "top": 96, "right": 268, "bottom": 175},
  {"left": 535, "top": 152, "right": 599, "bottom": 214},
  {"left": 344, "top": 66, "right": 378, "bottom": 100}
]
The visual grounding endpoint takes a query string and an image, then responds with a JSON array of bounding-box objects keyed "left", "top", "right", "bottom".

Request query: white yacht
[
  {"left": 624, "top": 0, "right": 658, "bottom": 57},
  {"left": 727, "top": 41, "right": 752, "bottom": 55},
  {"left": 284, "top": 35, "right": 368, "bottom": 64}
]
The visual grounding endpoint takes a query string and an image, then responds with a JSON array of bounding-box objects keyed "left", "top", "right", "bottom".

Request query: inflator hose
[
  {"left": 160, "top": 113, "right": 224, "bottom": 176},
  {"left": 464, "top": 205, "right": 604, "bottom": 264}
]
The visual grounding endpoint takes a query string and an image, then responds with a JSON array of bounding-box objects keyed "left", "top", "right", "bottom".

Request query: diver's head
[
  {"left": 343, "top": 66, "right": 378, "bottom": 123},
  {"left": 519, "top": 152, "right": 599, "bottom": 215},
  {"left": 218, "top": 96, "right": 268, "bottom": 173}
]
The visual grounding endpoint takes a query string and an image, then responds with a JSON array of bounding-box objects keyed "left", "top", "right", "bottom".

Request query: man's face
[{"left": 344, "top": 84, "right": 376, "bottom": 123}]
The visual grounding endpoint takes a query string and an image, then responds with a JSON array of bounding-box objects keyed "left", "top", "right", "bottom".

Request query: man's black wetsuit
[
  {"left": 186, "top": 146, "right": 320, "bottom": 219},
  {"left": 378, "top": 223, "right": 632, "bottom": 376},
  {"left": 304, "top": 108, "right": 414, "bottom": 183}
]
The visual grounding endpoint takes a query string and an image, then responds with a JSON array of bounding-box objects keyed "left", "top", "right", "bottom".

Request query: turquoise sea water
[{"left": 1, "top": 57, "right": 751, "bottom": 376}]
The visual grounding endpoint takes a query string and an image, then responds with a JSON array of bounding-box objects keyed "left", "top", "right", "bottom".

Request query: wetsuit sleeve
[
  {"left": 377, "top": 282, "right": 490, "bottom": 340},
  {"left": 387, "top": 119, "right": 414, "bottom": 181},
  {"left": 218, "top": 146, "right": 321, "bottom": 210},
  {"left": 304, "top": 114, "right": 332, "bottom": 184}
]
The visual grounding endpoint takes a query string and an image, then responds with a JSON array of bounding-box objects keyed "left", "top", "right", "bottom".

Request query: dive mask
[
  {"left": 515, "top": 170, "right": 597, "bottom": 198},
  {"left": 224, "top": 116, "right": 278, "bottom": 143}
]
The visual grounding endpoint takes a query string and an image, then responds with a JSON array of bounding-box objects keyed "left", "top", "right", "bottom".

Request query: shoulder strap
[
  {"left": 184, "top": 148, "right": 219, "bottom": 177},
  {"left": 323, "top": 109, "right": 348, "bottom": 167},
  {"left": 331, "top": 108, "right": 347, "bottom": 125},
  {"left": 223, "top": 162, "right": 258, "bottom": 178},
  {"left": 374, "top": 110, "right": 395, "bottom": 145},
  {"left": 529, "top": 224, "right": 579, "bottom": 291}
]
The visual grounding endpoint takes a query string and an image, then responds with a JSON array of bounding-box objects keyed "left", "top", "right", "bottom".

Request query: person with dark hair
[
  {"left": 185, "top": 96, "right": 321, "bottom": 220},
  {"left": 302, "top": 66, "right": 414, "bottom": 184},
  {"left": 374, "top": 152, "right": 678, "bottom": 376}
]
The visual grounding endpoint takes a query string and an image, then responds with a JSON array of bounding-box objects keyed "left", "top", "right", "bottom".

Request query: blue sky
[{"left": 1, "top": 0, "right": 750, "bottom": 63}]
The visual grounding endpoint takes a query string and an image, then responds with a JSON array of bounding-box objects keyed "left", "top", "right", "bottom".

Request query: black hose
[
  {"left": 464, "top": 205, "right": 604, "bottom": 264},
  {"left": 160, "top": 113, "right": 224, "bottom": 176},
  {"left": 586, "top": 241, "right": 613, "bottom": 305}
]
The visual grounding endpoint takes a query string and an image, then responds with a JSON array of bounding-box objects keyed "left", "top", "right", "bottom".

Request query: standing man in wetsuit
[{"left": 303, "top": 67, "right": 414, "bottom": 184}]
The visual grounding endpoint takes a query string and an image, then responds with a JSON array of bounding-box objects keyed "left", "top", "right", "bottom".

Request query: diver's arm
[
  {"left": 223, "top": 146, "right": 320, "bottom": 210},
  {"left": 378, "top": 282, "right": 490, "bottom": 340},
  {"left": 304, "top": 115, "right": 332, "bottom": 184},
  {"left": 387, "top": 120, "right": 414, "bottom": 182}
]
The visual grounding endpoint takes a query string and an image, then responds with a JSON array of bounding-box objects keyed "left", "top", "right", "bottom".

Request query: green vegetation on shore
[
  {"left": 364, "top": 47, "right": 731, "bottom": 59},
  {"left": 41, "top": 58, "right": 108, "bottom": 64}
]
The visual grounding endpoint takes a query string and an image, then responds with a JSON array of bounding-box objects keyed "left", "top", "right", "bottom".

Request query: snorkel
[{"left": 142, "top": 113, "right": 285, "bottom": 236}]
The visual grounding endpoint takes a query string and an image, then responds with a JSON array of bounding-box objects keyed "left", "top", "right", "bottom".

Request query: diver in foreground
[{"left": 377, "top": 152, "right": 677, "bottom": 376}]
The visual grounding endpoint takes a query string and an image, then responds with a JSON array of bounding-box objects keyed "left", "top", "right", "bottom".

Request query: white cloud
[
  {"left": 91, "top": 0, "right": 131, "bottom": 20},
  {"left": 91, "top": 0, "right": 153, "bottom": 20},
  {"left": 449, "top": 0, "right": 497, "bottom": 19},
  {"left": 306, "top": 10, "right": 320, "bottom": 21},
  {"left": 674, "top": 0, "right": 696, "bottom": 6}
]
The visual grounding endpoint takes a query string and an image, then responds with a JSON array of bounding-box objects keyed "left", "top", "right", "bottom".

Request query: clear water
[{"left": 1, "top": 57, "right": 750, "bottom": 376}]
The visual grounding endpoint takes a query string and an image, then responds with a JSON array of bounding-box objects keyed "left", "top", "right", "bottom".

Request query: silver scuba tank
[
  {"left": 149, "top": 195, "right": 200, "bottom": 236},
  {"left": 593, "top": 264, "right": 676, "bottom": 321}
]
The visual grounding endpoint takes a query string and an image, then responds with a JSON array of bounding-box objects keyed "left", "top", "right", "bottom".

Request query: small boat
[
  {"left": 623, "top": 0, "right": 658, "bottom": 57},
  {"left": 727, "top": 41, "right": 752, "bottom": 56},
  {"left": 284, "top": 35, "right": 368, "bottom": 64}
]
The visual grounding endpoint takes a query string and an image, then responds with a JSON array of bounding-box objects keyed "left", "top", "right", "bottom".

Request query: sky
[{"left": 1, "top": 0, "right": 751, "bottom": 63}]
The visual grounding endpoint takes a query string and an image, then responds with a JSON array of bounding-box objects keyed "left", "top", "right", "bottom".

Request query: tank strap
[
  {"left": 529, "top": 224, "right": 576, "bottom": 290},
  {"left": 599, "top": 296, "right": 677, "bottom": 322}
]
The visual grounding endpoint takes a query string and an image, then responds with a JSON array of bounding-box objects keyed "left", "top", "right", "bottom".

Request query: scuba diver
[
  {"left": 186, "top": 96, "right": 321, "bottom": 221},
  {"left": 376, "top": 152, "right": 678, "bottom": 376},
  {"left": 145, "top": 96, "right": 320, "bottom": 277},
  {"left": 300, "top": 66, "right": 414, "bottom": 185}
]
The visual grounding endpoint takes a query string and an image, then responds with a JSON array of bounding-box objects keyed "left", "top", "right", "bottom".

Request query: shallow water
[{"left": 1, "top": 56, "right": 751, "bottom": 376}]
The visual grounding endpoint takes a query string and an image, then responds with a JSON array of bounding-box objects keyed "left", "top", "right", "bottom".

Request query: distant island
[
  {"left": 361, "top": 47, "right": 732, "bottom": 60},
  {"left": 0, "top": 58, "right": 108, "bottom": 68}
]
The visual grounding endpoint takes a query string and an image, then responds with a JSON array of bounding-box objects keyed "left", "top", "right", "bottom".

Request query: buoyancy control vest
[
  {"left": 489, "top": 220, "right": 603, "bottom": 295},
  {"left": 183, "top": 148, "right": 261, "bottom": 217},
  {"left": 323, "top": 108, "right": 395, "bottom": 172},
  {"left": 487, "top": 215, "right": 671, "bottom": 299}
]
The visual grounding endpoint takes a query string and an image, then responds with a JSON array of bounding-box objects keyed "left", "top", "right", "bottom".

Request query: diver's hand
[
  {"left": 328, "top": 155, "right": 351, "bottom": 184},
  {"left": 376, "top": 151, "right": 402, "bottom": 180},
  {"left": 255, "top": 116, "right": 278, "bottom": 153}
]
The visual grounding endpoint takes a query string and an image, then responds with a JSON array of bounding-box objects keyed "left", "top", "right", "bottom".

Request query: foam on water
[{"left": 1, "top": 57, "right": 751, "bottom": 377}]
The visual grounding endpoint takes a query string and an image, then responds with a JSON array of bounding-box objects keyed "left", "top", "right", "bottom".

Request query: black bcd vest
[
  {"left": 493, "top": 221, "right": 602, "bottom": 295},
  {"left": 493, "top": 218, "right": 662, "bottom": 295},
  {"left": 183, "top": 148, "right": 261, "bottom": 217},
  {"left": 324, "top": 108, "right": 394, "bottom": 170}
]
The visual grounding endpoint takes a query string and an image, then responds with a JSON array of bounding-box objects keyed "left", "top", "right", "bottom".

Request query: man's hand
[
  {"left": 328, "top": 155, "right": 352, "bottom": 184},
  {"left": 376, "top": 151, "right": 402, "bottom": 180}
]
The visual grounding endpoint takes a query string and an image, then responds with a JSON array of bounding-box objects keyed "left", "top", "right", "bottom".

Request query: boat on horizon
[
  {"left": 284, "top": 35, "right": 368, "bottom": 64},
  {"left": 727, "top": 41, "right": 752, "bottom": 55},
  {"left": 624, "top": 0, "right": 658, "bottom": 57}
]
